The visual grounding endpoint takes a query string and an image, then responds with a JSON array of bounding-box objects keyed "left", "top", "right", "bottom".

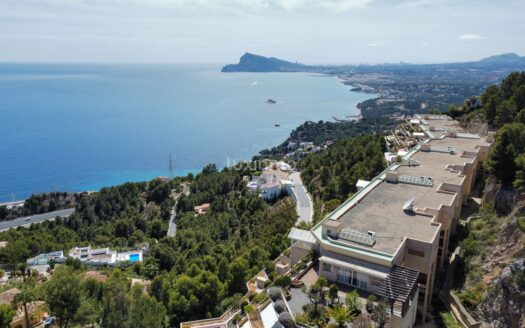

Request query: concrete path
[
  {"left": 0, "top": 208, "right": 75, "bottom": 232},
  {"left": 289, "top": 171, "right": 313, "bottom": 224},
  {"left": 167, "top": 203, "right": 178, "bottom": 237},
  {"left": 167, "top": 185, "right": 190, "bottom": 237}
]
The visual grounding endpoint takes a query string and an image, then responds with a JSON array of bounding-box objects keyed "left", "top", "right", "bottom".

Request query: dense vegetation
[
  {"left": 0, "top": 166, "right": 297, "bottom": 326},
  {"left": 450, "top": 72, "right": 525, "bottom": 188},
  {"left": 0, "top": 192, "right": 77, "bottom": 221},
  {"left": 299, "top": 134, "right": 386, "bottom": 223},
  {"left": 255, "top": 118, "right": 394, "bottom": 160},
  {"left": 449, "top": 72, "right": 525, "bottom": 318}
]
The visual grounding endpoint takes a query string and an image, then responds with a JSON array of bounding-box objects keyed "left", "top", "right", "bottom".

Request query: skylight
[
  {"left": 338, "top": 228, "right": 376, "bottom": 246},
  {"left": 398, "top": 175, "right": 434, "bottom": 187},
  {"left": 430, "top": 146, "right": 455, "bottom": 154}
]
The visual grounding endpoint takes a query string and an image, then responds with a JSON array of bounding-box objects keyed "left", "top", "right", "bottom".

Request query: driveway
[{"left": 289, "top": 172, "right": 313, "bottom": 224}]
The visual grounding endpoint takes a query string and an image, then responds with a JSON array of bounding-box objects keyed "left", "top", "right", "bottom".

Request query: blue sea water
[{"left": 0, "top": 64, "right": 372, "bottom": 201}]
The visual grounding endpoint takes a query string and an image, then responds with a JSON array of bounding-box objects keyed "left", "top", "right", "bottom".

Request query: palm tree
[
  {"left": 12, "top": 280, "right": 38, "bottom": 328},
  {"left": 328, "top": 305, "right": 354, "bottom": 327}
]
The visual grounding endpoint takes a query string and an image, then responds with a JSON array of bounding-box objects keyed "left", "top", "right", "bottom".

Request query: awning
[
  {"left": 356, "top": 179, "right": 371, "bottom": 189},
  {"left": 288, "top": 227, "right": 316, "bottom": 244},
  {"left": 319, "top": 255, "right": 389, "bottom": 279}
]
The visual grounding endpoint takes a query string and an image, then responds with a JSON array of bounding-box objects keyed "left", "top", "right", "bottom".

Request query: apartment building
[{"left": 289, "top": 115, "right": 493, "bottom": 327}]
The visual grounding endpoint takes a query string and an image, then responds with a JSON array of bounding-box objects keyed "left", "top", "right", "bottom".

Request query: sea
[{"left": 0, "top": 64, "right": 373, "bottom": 202}]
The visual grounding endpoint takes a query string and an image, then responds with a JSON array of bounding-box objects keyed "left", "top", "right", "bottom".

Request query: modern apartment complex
[{"left": 288, "top": 115, "right": 493, "bottom": 327}]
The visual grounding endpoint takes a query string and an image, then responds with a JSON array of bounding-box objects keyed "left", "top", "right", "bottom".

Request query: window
[
  {"left": 336, "top": 268, "right": 368, "bottom": 289},
  {"left": 324, "top": 263, "right": 332, "bottom": 273},
  {"left": 407, "top": 248, "right": 425, "bottom": 257}
]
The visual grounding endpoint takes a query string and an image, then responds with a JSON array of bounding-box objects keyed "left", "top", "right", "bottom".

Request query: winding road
[
  {"left": 167, "top": 185, "right": 190, "bottom": 237},
  {"left": 289, "top": 171, "right": 314, "bottom": 224}
]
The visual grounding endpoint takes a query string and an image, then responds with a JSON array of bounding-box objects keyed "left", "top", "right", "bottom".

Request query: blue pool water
[
  {"left": 129, "top": 254, "right": 140, "bottom": 262},
  {"left": 0, "top": 64, "right": 373, "bottom": 201}
]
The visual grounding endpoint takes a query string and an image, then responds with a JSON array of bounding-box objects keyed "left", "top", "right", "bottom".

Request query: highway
[
  {"left": 289, "top": 171, "right": 314, "bottom": 224},
  {"left": 0, "top": 208, "right": 75, "bottom": 232}
]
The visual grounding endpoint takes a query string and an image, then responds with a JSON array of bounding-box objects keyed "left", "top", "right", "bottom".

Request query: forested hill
[
  {"left": 449, "top": 71, "right": 525, "bottom": 327},
  {"left": 0, "top": 165, "right": 297, "bottom": 326}
]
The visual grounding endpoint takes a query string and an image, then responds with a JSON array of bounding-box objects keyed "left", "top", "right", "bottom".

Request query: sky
[{"left": 1, "top": 0, "right": 524, "bottom": 64}]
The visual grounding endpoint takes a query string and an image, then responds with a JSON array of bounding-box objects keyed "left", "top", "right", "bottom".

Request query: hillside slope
[{"left": 452, "top": 72, "right": 525, "bottom": 328}]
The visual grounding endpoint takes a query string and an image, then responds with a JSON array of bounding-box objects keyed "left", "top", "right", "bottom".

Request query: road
[
  {"left": 167, "top": 185, "right": 190, "bottom": 237},
  {"left": 167, "top": 202, "right": 179, "bottom": 237},
  {"left": 289, "top": 171, "right": 313, "bottom": 224},
  {"left": 0, "top": 208, "right": 76, "bottom": 232}
]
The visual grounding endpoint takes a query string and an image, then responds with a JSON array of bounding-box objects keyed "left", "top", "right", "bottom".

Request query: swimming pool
[{"left": 129, "top": 254, "right": 140, "bottom": 262}]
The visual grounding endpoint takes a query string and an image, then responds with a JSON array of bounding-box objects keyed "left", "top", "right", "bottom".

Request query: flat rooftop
[
  {"left": 430, "top": 136, "right": 491, "bottom": 153},
  {"left": 335, "top": 180, "right": 440, "bottom": 255},
  {"left": 313, "top": 115, "right": 492, "bottom": 258},
  {"left": 417, "top": 115, "right": 460, "bottom": 131},
  {"left": 398, "top": 151, "right": 467, "bottom": 186}
]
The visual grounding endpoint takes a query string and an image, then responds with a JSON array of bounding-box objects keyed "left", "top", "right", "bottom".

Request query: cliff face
[
  {"left": 477, "top": 257, "right": 525, "bottom": 328},
  {"left": 475, "top": 185, "right": 525, "bottom": 327},
  {"left": 221, "top": 53, "right": 307, "bottom": 72}
]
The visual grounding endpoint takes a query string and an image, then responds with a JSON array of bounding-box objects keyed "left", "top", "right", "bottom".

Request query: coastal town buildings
[{"left": 288, "top": 115, "right": 492, "bottom": 327}]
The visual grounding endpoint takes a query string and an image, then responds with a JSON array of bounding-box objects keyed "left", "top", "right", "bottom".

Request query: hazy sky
[{"left": 1, "top": 0, "right": 524, "bottom": 64}]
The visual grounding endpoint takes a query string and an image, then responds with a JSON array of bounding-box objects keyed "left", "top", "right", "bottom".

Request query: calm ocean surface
[{"left": 0, "top": 64, "right": 372, "bottom": 201}]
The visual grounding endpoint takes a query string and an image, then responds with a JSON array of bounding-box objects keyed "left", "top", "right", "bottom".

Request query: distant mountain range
[{"left": 221, "top": 52, "right": 525, "bottom": 73}]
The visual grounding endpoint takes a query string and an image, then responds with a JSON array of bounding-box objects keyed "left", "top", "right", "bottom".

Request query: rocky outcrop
[
  {"left": 221, "top": 53, "right": 307, "bottom": 72},
  {"left": 483, "top": 177, "right": 519, "bottom": 215},
  {"left": 473, "top": 204, "right": 525, "bottom": 328},
  {"left": 477, "top": 258, "right": 525, "bottom": 328}
]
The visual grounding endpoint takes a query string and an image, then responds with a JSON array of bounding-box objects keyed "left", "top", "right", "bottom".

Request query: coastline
[{"left": 1, "top": 69, "right": 376, "bottom": 203}]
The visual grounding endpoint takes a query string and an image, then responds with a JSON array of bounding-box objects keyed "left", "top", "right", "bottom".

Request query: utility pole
[{"left": 169, "top": 154, "right": 173, "bottom": 179}]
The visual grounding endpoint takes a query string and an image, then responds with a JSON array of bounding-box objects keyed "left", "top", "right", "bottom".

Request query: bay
[{"left": 0, "top": 64, "right": 372, "bottom": 201}]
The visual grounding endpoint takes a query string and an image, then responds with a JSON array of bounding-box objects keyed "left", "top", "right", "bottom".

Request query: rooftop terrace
[
  {"left": 312, "top": 115, "right": 491, "bottom": 259},
  {"left": 329, "top": 180, "right": 440, "bottom": 255}
]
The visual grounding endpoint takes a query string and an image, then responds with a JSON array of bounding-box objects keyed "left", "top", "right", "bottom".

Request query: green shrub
[
  {"left": 457, "top": 283, "right": 486, "bottom": 309},
  {"left": 232, "top": 313, "right": 243, "bottom": 323},
  {"left": 514, "top": 270, "right": 525, "bottom": 288},
  {"left": 268, "top": 287, "right": 283, "bottom": 301},
  {"left": 247, "top": 291, "right": 257, "bottom": 301},
  {"left": 274, "top": 300, "right": 287, "bottom": 314},
  {"left": 517, "top": 217, "right": 525, "bottom": 232},
  {"left": 243, "top": 304, "right": 255, "bottom": 314},
  {"left": 278, "top": 312, "right": 295, "bottom": 328},
  {"left": 274, "top": 275, "right": 292, "bottom": 288},
  {"left": 253, "top": 292, "right": 268, "bottom": 304}
]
